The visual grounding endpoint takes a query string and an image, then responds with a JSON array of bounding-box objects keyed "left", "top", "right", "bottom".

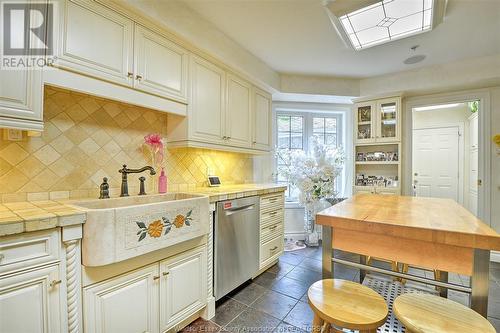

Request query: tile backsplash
[{"left": 0, "top": 86, "right": 253, "bottom": 202}]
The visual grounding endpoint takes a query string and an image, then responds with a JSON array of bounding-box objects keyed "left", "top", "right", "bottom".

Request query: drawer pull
[
  {"left": 136, "top": 74, "right": 143, "bottom": 81},
  {"left": 162, "top": 272, "right": 169, "bottom": 276},
  {"left": 270, "top": 246, "right": 278, "bottom": 252},
  {"left": 153, "top": 275, "right": 160, "bottom": 281},
  {"left": 268, "top": 198, "right": 278, "bottom": 202},
  {"left": 269, "top": 211, "right": 278, "bottom": 216},
  {"left": 50, "top": 280, "right": 62, "bottom": 288},
  {"left": 269, "top": 225, "right": 277, "bottom": 231},
  {"left": 127, "top": 72, "right": 133, "bottom": 78}
]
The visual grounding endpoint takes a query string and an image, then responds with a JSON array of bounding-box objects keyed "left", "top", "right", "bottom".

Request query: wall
[
  {"left": 0, "top": 86, "right": 253, "bottom": 202},
  {"left": 412, "top": 104, "right": 474, "bottom": 210},
  {"left": 489, "top": 87, "right": 500, "bottom": 234},
  {"left": 118, "top": 0, "right": 280, "bottom": 91}
]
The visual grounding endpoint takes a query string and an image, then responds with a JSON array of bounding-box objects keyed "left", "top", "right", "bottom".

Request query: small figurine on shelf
[
  {"left": 99, "top": 177, "right": 110, "bottom": 199},
  {"left": 158, "top": 168, "right": 167, "bottom": 194}
]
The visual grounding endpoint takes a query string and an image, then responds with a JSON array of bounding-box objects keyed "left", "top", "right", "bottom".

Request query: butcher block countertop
[{"left": 316, "top": 194, "right": 500, "bottom": 251}]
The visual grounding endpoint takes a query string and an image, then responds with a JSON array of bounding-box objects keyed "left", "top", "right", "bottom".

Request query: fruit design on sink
[{"left": 136, "top": 209, "right": 193, "bottom": 241}]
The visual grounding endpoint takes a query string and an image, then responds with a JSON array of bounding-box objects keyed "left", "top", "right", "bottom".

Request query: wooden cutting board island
[{"left": 316, "top": 194, "right": 500, "bottom": 318}]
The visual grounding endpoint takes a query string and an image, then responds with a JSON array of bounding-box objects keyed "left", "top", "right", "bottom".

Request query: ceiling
[{"left": 178, "top": 0, "right": 500, "bottom": 78}]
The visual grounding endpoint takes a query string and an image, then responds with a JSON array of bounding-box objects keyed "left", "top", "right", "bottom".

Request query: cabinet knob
[
  {"left": 127, "top": 72, "right": 133, "bottom": 78},
  {"left": 50, "top": 280, "right": 62, "bottom": 287},
  {"left": 252, "top": 141, "right": 257, "bottom": 144},
  {"left": 153, "top": 275, "right": 160, "bottom": 281},
  {"left": 162, "top": 271, "right": 169, "bottom": 276},
  {"left": 136, "top": 74, "right": 143, "bottom": 81}
]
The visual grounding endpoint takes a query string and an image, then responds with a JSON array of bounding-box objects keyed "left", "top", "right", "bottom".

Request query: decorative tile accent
[{"left": 0, "top": 86, "right": 254, "bottom": 202}]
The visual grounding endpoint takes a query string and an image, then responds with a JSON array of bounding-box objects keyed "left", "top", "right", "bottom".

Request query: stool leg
[
  {"left": 312, "top": 314, "right": 324, "bottom": 333},
  {"left": 401, "top": 263, "right": 409, "bottom": 285}
]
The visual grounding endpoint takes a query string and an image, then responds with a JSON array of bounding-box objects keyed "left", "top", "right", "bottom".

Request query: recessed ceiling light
[
  {"left": 324, "top": 0, "right": 448, "bottom": 51},
  {"left": 404, "top": 54, "right": 426, "bottom": 64}
]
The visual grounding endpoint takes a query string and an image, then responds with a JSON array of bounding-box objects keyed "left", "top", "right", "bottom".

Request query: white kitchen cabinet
[
  {"left": 159, "top": 246, "right": 207, "bottom": 331},
  {"left": 185, "top": 55, "right": 226, "bottom": 144},
  {"left": 226, "top": 74, "right": 252, "bottom": 147},
  {"left": 259, "top": 193, "right": 285, "bottom": 271},
  {"left": 354, "top": 97, "right": 401, "bottom": 144},
  {"left": 252, "top": 88, "right": 272, "bottom": 151},
  {"left": 83, "top": 263, "right": 160, "bottom": 333},
  {"left": 0, "top": 264, "right": 63, "bottom": 333},
  {"left": 56, "top": 0, "right": 134, "bottom": 86},
  {"left": 134, "top": 25, "right": 189, "bottom": 103},
  {"left": 0, "top": 63, "right": 43, "bottom": 131}
]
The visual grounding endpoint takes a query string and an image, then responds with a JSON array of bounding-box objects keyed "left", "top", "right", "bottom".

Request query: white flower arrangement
[{"left": 276, "top": 136, "right": 345, "bottom": 209}]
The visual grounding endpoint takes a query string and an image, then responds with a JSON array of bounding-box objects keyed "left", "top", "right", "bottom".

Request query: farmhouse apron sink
[{"left": 72, "top": 193, "right": 209, "bottom": 266}]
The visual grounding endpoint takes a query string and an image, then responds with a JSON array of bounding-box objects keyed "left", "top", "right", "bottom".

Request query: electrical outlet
[{"left": 3, "top": 129, "right": 22, "bottom": 141}]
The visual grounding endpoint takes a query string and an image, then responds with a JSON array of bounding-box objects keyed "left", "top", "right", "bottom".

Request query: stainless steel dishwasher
[{"left": 215, "top": 196, "right": 259, "bottom": 300}]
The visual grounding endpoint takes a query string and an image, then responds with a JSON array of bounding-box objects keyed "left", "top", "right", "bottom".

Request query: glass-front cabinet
[
  {"left": 354, "top": 96, "right": 400, "bottom": 144},
  {"left": 355, "top": 102, "right": 376, "bottom": 143}
]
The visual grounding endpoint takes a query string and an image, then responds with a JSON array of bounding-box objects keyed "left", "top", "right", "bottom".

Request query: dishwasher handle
[{"left": 224, "top": 204, "right": 255, "bottom": 216}]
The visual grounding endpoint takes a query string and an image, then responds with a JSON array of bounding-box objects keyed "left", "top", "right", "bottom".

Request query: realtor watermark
[{"left": 1, "top": 1, "right": 56, "bottom": 69}]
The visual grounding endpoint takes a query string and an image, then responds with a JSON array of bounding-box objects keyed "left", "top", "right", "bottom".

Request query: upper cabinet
[
  {"left": 56, "top": 0, "right": 134, "bottom": 86},
  {"left": 252, "top": 88, "right": 272, "bottom": 150},
  {"left": 54, "top": 0, "right": 188, "bottom": 103},
  {"left": 354, "top": 96, "right": 401, "bottom": 144},
  {"left": 188, "top": 55, "right": 226, "bottom": 144},
  {"left": 133, "top": 25, "right": 189, "bottom": 102},
  {"left": 0, "top": 68, "right": 43, "bottom": 131},
  {"left": 167, "top": 55, "right": 272, "bottom": 153},
  {"left": 226, "top": 74, "right": 252, "bottom": 148}
]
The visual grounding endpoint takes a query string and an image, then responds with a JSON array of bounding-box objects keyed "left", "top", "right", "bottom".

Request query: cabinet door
[
  {"left": 376, "top": 97, "right": 400, "bottom": 143},
  {"left": 56, "top": 0, "right": 134, "bottom": 86},
  {"left": 253, "top": 88, "right": 272, "bottom": 151},
  {"left": 0, "top": 68, "right": 43, "bottom": 125},
  {"left": 83, "top": 264, "right": 159, "bottom": 333},
  {"left": 0, "top": 265, "right": 62, "bottom": 333},
  {"left": 134, "top": 25, "right": 189, "bottom": 102},
  {"left": 159, "top": 246, "right": 207, "bottom": 331},
  {"left": 226, "top": 74, "right": 252, "bottom": 148},
  {"left": 355, "top": 102, "right": 376, "bottom": 144},
  {"left": 189, "top": 56, "right": 225, "bottom": 144}
]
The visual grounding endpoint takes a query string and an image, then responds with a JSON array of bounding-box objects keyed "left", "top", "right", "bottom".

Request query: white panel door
[
  {"left": 134, "top": 25, "right": 189, "bottom": 102},
  {"left": 253, "top": 88, "right": 272, "bottom": 151},
  {"left": 413, "top": 127, "right": 459, "bottom": 201},
  {"left": 159, "top": 246, "right": 207, "bottom": 331},
  {"left": 57, "top": 0, "right": 134, "bottom": 86},
  {"left": 226, "top": 74, "right": 252, "bottom": 148},
  {"left": 0, "top": 265, "right": 62, "bottom": 333},
  {"left": 83, "top": 263, "right": 159, "bottom": 333},
  {"left": 189, "top": 56, "right": 225, "bottom": 144},
  {"left": 0, "top": 68, "right": 43, "bottom": 123}
]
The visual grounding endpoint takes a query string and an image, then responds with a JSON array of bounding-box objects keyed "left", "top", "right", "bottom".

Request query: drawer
[
  {"left": 260, "top": 193, "right": 284, "bottom": 212},
  {"left": 260, "top": 222, "right": 283, "bottom": 244},
  {"left": 0, "top": 229, "right": 60, "bottom": 275},
  {"left": 260, "top": 209, "right": 284, "bottom": 228},
  {"left": 260, "top": 235, "right": 283, "bottom": 264}
]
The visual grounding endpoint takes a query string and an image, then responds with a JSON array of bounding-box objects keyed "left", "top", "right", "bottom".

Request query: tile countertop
[{"left": 0, "top": 183, "right": 287, "bottom": 237}]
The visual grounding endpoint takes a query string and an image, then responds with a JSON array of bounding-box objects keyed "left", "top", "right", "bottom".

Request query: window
[{"left": 275, "top": 111, "right": 343, "bottom": 201}]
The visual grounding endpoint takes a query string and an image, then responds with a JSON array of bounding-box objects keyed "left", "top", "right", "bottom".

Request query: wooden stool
[
  {"left": 400, "top": 264, "right": 441, "bottom": 291},
  {"left": 308, "top": 279, "right": 388, "bottom": 333},
  {"left": 393, "top": 293, "right": 495, "bottom": 333}
]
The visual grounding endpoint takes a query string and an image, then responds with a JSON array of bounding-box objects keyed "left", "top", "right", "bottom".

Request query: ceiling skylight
[{"left": 338, "top": 0, "right": 434, "bottom": 50}]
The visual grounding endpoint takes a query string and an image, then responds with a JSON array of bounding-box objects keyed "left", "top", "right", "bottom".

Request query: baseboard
[{"left": 491, "top": 251, "right": 500, "bottom": 263}]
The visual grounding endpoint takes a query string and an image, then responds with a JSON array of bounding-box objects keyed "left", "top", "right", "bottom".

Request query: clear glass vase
[{"left": 304, "top": 199, "right": 332, "bottom": 247}]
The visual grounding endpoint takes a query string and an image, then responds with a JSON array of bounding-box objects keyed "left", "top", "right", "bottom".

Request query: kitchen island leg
[
  {"left": 471, "top": 249, "right": 490, "bottom": 317},
  {"left": 322, "top": 226, "right": 333, "bottom": 279}
]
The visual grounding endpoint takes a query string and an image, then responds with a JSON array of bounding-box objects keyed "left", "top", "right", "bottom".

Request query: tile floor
[{"left": 182, "top": 246, "right": 500, "bottom": 333}]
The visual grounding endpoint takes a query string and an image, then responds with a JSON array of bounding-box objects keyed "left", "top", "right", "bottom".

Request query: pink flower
[
  {"left": 144, "top": 133, "right": 164, "bottom": 166},
  {"left": 144, "top": 133, "right": 164, "bottom": 149}
]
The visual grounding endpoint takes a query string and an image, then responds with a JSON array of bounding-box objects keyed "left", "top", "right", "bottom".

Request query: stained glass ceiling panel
[{"left": 339, "top": 0, "right": 434, "bottom": 50}]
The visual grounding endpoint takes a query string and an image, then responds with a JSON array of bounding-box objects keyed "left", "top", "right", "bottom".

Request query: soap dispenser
[{"left": 158, "top": 168, "right": 167, "bottom": 193}]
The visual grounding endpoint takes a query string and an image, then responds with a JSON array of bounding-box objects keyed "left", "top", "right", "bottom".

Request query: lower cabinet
[
  {"left": 159, "top": 247, "right": 207, "bottom": 331},
  {"left": 259, "top": 193, "right": 285, "bottom": 270},
  {"left": 83, "top": 246, "right": 207, "bottom": 333},
  {"left": 0, "top": 264, "right": 63, "bottom": 333}
]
